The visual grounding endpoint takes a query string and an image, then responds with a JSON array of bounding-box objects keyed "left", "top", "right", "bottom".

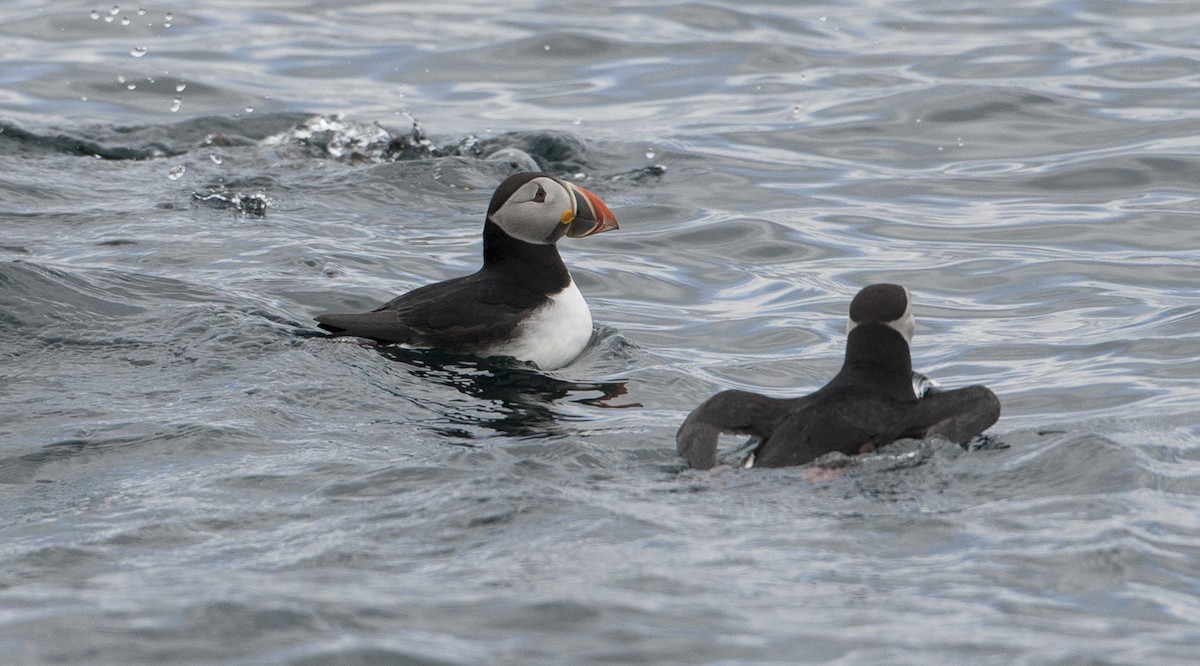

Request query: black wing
[
  {"left": 676, "top": 390, "right": 797, "bottom": 470},
  {"left": 885, "top": 384, "right": 1000, "bottom": 445},
  {"left": 316, "top": 270, "right": 548, "bottom": 350}
]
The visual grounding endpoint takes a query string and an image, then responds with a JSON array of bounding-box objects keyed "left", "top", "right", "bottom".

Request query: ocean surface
[{"left": 3, "top": 1, "right": 1200, "bottom": 663}]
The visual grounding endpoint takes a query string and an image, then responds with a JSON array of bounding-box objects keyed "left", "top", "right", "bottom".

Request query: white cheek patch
[
  {"left": 490, "top": 178, "right": 573, "bottom": 246},
  {"left": 887, "top": 309, "right": 915, "bottom": 344}
]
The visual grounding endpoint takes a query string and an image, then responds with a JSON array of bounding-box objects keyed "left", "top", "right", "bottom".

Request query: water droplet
[
  {"left": 121, "top": 16, "right": 130, "bottom": 25},
  {"left": 104, "top": 14, "right": 114, "bottom": 23},
  {"left": 109, "top": 5, "right": 120, "bottom": 16},
  {"left": 645, "top": 149, "right": 656, "bottom": 160},
  {"left": 137, "top": 7, "right": 146, "bottom": 15},
  {"left": 915, "top": 118, "right": 922, "bottom": 123},
  {"left": 957, "top": 137, "right": 964, "bottom": 147},
  {"left": 167, "top": 165, "right": 185, "bottom": 180},
  {"left": 90, "top": 10, "right": 100, "bottom": 20},
  {"left": 164, "top": 12, "right": 172, "bottom": 27},
  {"left": 573, "top": 117, "right": 582, "bottom": 125},
  {"left": 818, "top": 15, "right": 827, "bottom": 22},
  {"left": 126, "top": 83, "right": 136, "bottom": 90},
  {"left": 244, "top": 106, "right": 254, "bottom": 114},
  {"left": 169, "top": 97, "right": 181, "bottom": 112},
  {"left": 131, "top": 46, "right": 147, "bottom": 57},
  {"left": 543, "top": 44, "right": 550, "bottom": 51},
  {"left": 937, "top": 146, "right": 944, "bottom": 151},
  {"left": 81, "top": 96, "right": 89, "bottom": 101},
  {"left": 175, "top": 82, "right": 186, "bottom": 92},
  {"left": 792, "top": 105, "right": 802, "bottom": 115},
  {"left": 210, "top": 154, "right": 222, "bottom": 165},
  {"left": 117, "top": 75, "right": 126, "bottom": 83}
]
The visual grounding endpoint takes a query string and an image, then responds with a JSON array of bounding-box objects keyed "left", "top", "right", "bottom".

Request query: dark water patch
[
  {"left": 358, "top": 345, "right": 634, "bottom": 439},
  {"left": 0, "top": 435, "right": 144, "bottom": 484},
  {"left": 0, "top": 419, "right": 272, "bottom": 481},
  {"left": 1026, "top": 154, "right": 1200, "bottom": 193},
  {"left": 6, "top": 545, "right": 110, "bottom": 583},
  {"left": 0, "top": 121, "right": 177, "bottom": 160},
  {"left": 0, "top": 114, "right": 311, "bottom": 160},
  {"left": 0, "top": 261, "right": 299, "bottom": 358},
  {"left": 779, "top": 85, "right": 1185, "bottom": 168},
  {"left": 0, "top": 260, "right": 148, "bottom": 329},
  {"left": 921, "top": 90, "right": 1058, "bottom": 124}
]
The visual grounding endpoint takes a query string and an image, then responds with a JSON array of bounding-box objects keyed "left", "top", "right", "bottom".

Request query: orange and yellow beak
[{"left": 562, "top": 181, "right": 619, "bottom": 238}]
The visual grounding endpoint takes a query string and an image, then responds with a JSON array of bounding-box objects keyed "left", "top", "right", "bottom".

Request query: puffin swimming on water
[
  {"left": 316, "top": 172, "right": 618, "bottom": 370},
  {"left": 676, "top": 284, "right": 1001, "bottom": 469}
]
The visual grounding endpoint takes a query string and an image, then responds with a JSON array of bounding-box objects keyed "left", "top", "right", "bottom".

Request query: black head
[
  {"left": 485, "top": 172, "right": 617, "bottom": 245},
  {"left": 847, "top": 283, "right": 914, "bottom": 344}
]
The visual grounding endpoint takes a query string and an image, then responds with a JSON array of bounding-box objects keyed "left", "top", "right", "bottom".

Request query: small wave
[
  {"left": 0, "top": 114, "right": 311, "bottom": 160},
  {"left": 261, "top": 113, "right": 604, "bottom": 173}
]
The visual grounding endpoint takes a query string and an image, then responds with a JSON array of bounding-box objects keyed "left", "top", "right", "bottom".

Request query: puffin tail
[{"left": 313, "top": 312, "right": 412, "bottom": 344}]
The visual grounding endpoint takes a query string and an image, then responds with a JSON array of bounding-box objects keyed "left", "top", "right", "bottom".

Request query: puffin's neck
[
  {"left": 833, "top": 323, "right": 916, "bottom": 400},
  {"left": 481, "top": 220, "right": 572, "bottom": 292}
]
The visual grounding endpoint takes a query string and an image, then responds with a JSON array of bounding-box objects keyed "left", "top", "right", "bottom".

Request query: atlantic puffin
[
  {"left": 676, "top": 284, "right": 1000, "bottom": 469},
  {"left": 316, "top": 172, "right": 618, "bottom": 370}
]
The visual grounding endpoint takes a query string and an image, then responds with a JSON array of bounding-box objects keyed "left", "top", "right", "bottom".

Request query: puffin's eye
[{"left": 533, "top": 185, "right": 547, "bottom": 203}]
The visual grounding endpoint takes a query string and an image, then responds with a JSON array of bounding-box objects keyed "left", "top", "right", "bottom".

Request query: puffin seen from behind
[
  {"left": 316, "top": 172, "right": 618, "bottom": 370},
  {"left": 676, "top": 284, "right": 1001, "bottom": 469}
]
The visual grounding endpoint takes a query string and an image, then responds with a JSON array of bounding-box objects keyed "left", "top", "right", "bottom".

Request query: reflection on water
[{"left": 372, "top": 344, "right": 638, "bottom": 439}]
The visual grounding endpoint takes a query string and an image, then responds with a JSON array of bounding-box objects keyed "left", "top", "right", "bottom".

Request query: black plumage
[
  {"left": 314, "top": 172, "right": 618, "bottom": 369},
  {"left": 316, "top": 221, "right": 569, "bottom": 352},
  {"left": 676, "top": 284, "right": 1000, "bottom": 469}
]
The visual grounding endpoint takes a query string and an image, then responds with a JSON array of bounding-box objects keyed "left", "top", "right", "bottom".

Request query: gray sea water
[{"left": 3, "top": 1, "right": 1200, "bottom": 663}]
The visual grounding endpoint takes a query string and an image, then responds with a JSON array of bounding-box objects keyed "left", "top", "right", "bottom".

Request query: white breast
[{"left": 487, "top": 279, "right": 593, "bottom": 370}]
